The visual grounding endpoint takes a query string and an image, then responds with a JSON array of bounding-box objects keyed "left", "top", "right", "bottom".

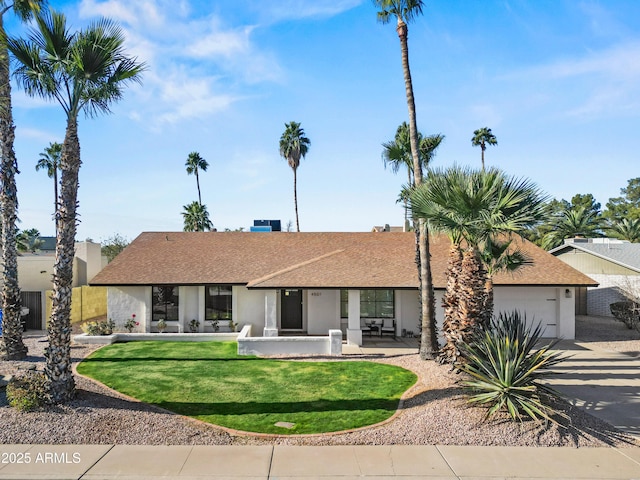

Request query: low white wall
[
  {"left": 73, "top": 332, "right": 240, "bottom": 345},
  {"left": 237, "top": 325, "right": 342, "bottom": 356}
]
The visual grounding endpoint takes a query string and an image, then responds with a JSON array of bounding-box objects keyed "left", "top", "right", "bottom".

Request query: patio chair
[
  {"left": 361, "top": 320, "right": 372, "bottom": 336},
  {"left": 380, "top": 319, "right": 396, "bottom": 339}
]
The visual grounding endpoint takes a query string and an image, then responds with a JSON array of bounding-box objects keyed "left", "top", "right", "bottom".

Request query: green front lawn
[{"left": 76, "top": 341, "right": 417, "bottom": 434}]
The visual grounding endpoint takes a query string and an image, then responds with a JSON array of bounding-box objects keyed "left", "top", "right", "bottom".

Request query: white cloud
[
  {"left": 16, "top": 127, "right": 58, "bottom": 143},
  {"left": 187, "top": 23, "right": 254, "bottom": 59},
  {"left": 502, "top": 41, "right": 640, "bottom": 119},
  {"left": 261, "top": 0, "right": 363, "bottom": 22},
  {"left": 77, "top": 0, "right": 284, "bottom": 127}
]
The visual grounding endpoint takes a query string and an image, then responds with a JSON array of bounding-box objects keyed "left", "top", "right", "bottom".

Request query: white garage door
[{"left": 493, "top": 287, "right": 558, "bottom": 338}]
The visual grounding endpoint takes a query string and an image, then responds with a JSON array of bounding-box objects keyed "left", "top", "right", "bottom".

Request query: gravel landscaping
[{"left": 0, "top": 317, "right": 638, "bottom": 447}]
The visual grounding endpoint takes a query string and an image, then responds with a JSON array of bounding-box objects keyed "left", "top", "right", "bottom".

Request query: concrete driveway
[{"left": 545, "top": 340, "right": 640, "bottom": 438}]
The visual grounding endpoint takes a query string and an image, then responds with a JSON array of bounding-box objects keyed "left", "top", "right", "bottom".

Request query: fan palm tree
[
  {"left": 607, "top": 218, "right": 640, "bottom": 243},
  {"left": 0, "top": 0, "right": 45, "bottom": 361},
  {"left": 410, "top": 166, "right": 545, "bottom": 364},
  {"left": 182, "top": 201, "right": 213, "bottom": 232},
  {"left": 35, "top": 141, "right": 62, "bottom": 230},
  {"left": 541, "top": 206, "right": 603, "bottom": 250},
  {"left": 382, "top": 122, "right": 444, "bottom": 224},
  {"left": 471, "top": 127, "right": 498, "bottom": 171},
  {"left": 17, "top": 228, "right": 44, "bottom": 253},
  {"left": 279, "top": 121, "right": 310, "bottom": 232},
  {"left": 7, "top": 9, "right": 145, "bottom": 402},
  {"left": 185, "top": 151, "right": 208, "bottom": 206},
  {"left": 375, "top": 0, "right": 438, "bottom": 360}
]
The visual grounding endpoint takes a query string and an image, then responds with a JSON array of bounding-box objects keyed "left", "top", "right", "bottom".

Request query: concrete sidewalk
[{"left": 0, "top": 444, "right": 639, "bottom": 479}]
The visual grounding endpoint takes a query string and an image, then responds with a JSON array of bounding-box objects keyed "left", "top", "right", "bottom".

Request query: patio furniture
[
  {"left": 361, "top": 320, "right": 372, "bottom": 336},
  {"left": 380, "top": 319, "right": 396, "bottom": 338}
]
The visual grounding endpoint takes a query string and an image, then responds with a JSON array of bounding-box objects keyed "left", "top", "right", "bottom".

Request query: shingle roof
[
  {"left": 89, "top": 232, "right": 596, "bottom": 289},
  {"left": 551, "top": 241, "right": 640, "bottom": 273}
]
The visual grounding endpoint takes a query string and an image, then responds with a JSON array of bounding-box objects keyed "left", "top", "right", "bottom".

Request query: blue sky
[{"left": 12, "top": 0, "right": 640, "bottom": 243}]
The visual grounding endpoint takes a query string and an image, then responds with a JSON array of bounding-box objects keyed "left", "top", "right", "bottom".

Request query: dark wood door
[{"left": 281, "top": 289, "right": 303, "bottom": 329}]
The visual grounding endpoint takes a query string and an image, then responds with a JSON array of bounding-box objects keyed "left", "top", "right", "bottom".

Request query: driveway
[{"left": 545, "top": 339, "right": 640, "bottom": 438}]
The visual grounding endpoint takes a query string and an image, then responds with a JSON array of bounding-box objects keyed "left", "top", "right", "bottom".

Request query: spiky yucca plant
[{"left": 458, "top": 311, "right": 565, "bottom": 423}]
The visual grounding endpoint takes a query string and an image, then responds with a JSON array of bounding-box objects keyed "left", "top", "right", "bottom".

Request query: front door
[{"left": 281, "top": 289, "right": 303, "bottom": 330}]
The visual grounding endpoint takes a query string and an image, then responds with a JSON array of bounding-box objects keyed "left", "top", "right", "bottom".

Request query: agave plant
[{"left": 458, "top": 311, "right": 565, "bottom": 423}]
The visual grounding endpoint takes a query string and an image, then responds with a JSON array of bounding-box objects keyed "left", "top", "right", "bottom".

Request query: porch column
[
  {"left": 346, "top": 289, "right": 362, "bottom": 346},
  {"left": 263, "top": 290, "right": 278, "bottom": 337}
]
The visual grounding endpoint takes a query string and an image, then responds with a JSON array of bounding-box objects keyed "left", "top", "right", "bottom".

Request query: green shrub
[
  {"left": 458, "top": 311, "right": 565, "bottom": 423},
  {"left": 83, "top": 319, "right": 115, "bottom": 336},
  {"left": 6, "top": 371, "right": 49, "bottom": 412},
  {"left": 610, "top": 301, "right": 639, "bottom": 331}
]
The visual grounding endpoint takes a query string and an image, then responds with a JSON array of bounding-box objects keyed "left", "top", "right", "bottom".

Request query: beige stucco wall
[
  {"left": 555, "top": 250, "right": 638, "bottom": 276},
  {"left": 17, "top": 256, "right": 55, "bottom": 291}
]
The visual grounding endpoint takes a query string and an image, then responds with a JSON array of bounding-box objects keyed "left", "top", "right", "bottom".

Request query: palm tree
[
  {"left": 382, "top": 122, "right": 444, "bottom": 224},
  {"left": 375, "top": 0, "right": 439, "bottom": 360},
  {"left": 185, "top": 151, "right": 208, "bottom": 206},
  {"left": 0, "top": 0, "right": 45, "bottom": 361},
  {"left": 471, "top": 127, "right": 498, "bottom": 170},
  {"left": 541, "top": 206, "right": 603, "bottom": 250},
  {"left": 17, "top": 228, "right": 44, "bottom": 253},
  {"left": 7, "top": 9, "right": 145, "bottom": 403},
  {"left": 182, "top": 201, "right": 213, "bottom": 232},
  {"left": 410, "top": 166, "right": 545, "bottom": 364},
  {"left": 35, "top": 141, "right": 62, "bottom": 230},
  {"left": 608, "top": 218, "right": 640, "bottom": 243},
  {"left": 279, "top": 121, "right": 310, "bottom": 232}
]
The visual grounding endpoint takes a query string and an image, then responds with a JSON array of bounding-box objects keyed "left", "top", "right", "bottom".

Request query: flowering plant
[{"left": 124, "top": 314, "right": 139, "bottom": 333}]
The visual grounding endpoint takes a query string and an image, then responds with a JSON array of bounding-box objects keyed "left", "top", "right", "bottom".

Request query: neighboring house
[
  {"left": 12, "top": 239, "right": 105, "bottom": 329},
  {"left": 90, "top": 231, "right": 595, "bottom": 344},
  {"left": 551, "top": 238, "right": 639, "bottom": 317}
]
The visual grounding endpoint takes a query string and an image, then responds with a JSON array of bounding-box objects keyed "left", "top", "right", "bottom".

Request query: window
[
  {"left": 152, "top": 285, "right": 179, "bottom": 321},
  {"left": 340, "top": 289, "right": 394, "bottom": 318},
  {"left": 205, "top": 285, "right": 232, "bottom": 320}
]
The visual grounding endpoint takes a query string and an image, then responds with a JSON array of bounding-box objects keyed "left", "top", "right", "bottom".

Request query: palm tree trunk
[
  {"left": 196, "top": 169, "right": 202, "bottom": 205},
  {"left": 483, "top": 277, "right": 494, "bottom": 327},
  {"left": 53, "top": 167, "right": 58, "bottom": 234},
  {"left": 397, "top": 18, "right": 438, "bottom": 359},
  {"left": 456, "top": 247, "right": 487, "bottom": 357},
  {"left": 438, "top": 243, "right": 463, "bottom": 365},
  {"left": 481, "top": 145, "right": 485, "bottom": 171},
  {"left": 46, "top": 116, "right": 80, "bottom": 403},
  {"left": 0, "top": 15, "right": 27, "bottom": 360},
  {"left": 293, "top": 166, "right": 300, "bottom": 232}
]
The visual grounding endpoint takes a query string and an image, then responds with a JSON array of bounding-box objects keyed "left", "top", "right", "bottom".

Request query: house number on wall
[{"left": 311, "top": 292, "right": 322, "bottom": 297}]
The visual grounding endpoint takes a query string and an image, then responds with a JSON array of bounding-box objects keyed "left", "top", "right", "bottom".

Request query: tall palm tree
[
  {"left": 410, "top": 166, "right": 545, "bottom": 364},
  {"left": 0, "top": 0, "right": 45, "bottom": 361},
  {"left": 185, "top": 151, "right": 208, "bottom": 206},
  {"left": 279, "top": 121, "right": 310, "bottom": 232},
  {"left": 541, "top": 206, "right": 603, "bottom": 250},
  {"left": 7, "top": 9, "right": 144, "bottom": 402},
  {"left": 382, "top": 122, "right": 444, "bottom": 224},
  {"left": 182, "top": 201, "right": 213, "bottom": 232},
  {"left": 471, "top": 127, "right": 498, "bottom": 170},
  {"left": 35, "top": 141, "right": 62, "bottom": 230},
  {"left": 375, "top": 0, "right": 439, "bottom": 360}
]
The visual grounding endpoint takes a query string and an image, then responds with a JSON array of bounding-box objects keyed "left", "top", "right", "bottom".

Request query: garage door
[{"left": 493, "top": 287, "right": 557, "bottom": 338}]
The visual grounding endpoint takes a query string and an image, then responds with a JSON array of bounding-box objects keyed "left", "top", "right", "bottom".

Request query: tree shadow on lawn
[{"left": 156, "top": 397, "right": 402, "bottom": 417}]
